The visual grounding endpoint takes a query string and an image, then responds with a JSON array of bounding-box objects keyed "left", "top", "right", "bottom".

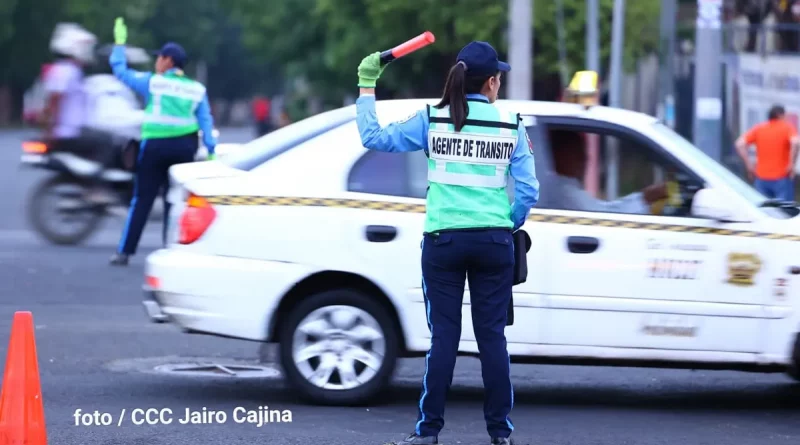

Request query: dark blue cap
[
  {"left": 456, "top": 41, "right": 510, "bottom": 77},
  {"left": 153, "top": 42, "right": 187, "bottom": 68}
]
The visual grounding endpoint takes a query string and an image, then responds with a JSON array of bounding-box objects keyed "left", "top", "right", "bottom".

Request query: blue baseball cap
[
  {"left": 456, "top": 41, "right": 511, "bottom": 77},
  {"left": 153, "top": 42, "right": 187, "bottom": 68}
]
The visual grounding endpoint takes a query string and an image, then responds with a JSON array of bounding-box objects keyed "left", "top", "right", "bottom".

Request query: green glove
[
  {"left": 114, "top": 17, "right": 127, "bottom": 45},
  {"left": 207, "top": 153, "right": 217, "bottom": 161},
  {"left": 357, "top": 52, "right": 385, "bottom": 88}
]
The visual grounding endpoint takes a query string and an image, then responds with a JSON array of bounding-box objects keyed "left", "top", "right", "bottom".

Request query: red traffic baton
[{"left": 380, "top": 31, "right": 436, "bottom": 65}]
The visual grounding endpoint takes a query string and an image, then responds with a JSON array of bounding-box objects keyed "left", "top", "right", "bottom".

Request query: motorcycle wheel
[{"left": 27, "top": 175, "right": 104, "bottom": 245}]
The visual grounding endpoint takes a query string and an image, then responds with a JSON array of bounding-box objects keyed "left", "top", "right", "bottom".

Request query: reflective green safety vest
[
  {"left": 141, "top": 71, "right": 205, "bottom": 140},
  {"left": 425, "top": 101, "right": 519, "bottom": 233}
]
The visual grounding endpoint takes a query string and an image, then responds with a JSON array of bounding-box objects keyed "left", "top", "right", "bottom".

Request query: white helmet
[{"left": 49, "top": 23, "right": 97, "bottom": 63}]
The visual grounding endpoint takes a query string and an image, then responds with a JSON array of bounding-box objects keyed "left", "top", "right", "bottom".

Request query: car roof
[
  {"left": 224, "top": 98, "right": 662, "bottom": 194},
  {"left": 373, "top": 98, "right": 659, "bottom": 127}
]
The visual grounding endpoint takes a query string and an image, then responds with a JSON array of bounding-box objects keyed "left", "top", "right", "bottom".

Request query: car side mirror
[{"left": 691, "top": 188, "right": 750, "bottom": 222}]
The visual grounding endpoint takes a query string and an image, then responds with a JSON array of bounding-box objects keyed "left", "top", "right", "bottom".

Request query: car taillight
[
  {"left": 22, "top": 141, "right": 47, "bottom": 153},
  {"left": 145, "top": 275, "right": 161, "bottom": 289},
  {"left": 178, "top": 193, "right": 216, "bottom": 244}
]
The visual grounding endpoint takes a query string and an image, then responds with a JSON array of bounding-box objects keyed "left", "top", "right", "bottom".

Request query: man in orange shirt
[{"left": 736, "top": 105, "right": 800, "bottom": 201}]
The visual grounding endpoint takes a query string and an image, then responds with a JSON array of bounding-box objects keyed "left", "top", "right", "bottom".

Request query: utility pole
[
  {"left": 606, "top": 0, "right": 625, "bottom": 199},
  {"left": 508, "top": 0, "right": 533, "bottom": 99},
  {"left": 556, "top": 0, "right": 569, "bottom": 86},
  {"left": 658, "top": 0, "right": 677, "bottom": 129},
  {"left": 585, "top": 0, "right": 600, "bottom": 196},
  {"left": 692, "top": 0, "right": 723, "bottom": 161},
  {"left": 586, "top": 0, "right": 599, "bottom": 72}
]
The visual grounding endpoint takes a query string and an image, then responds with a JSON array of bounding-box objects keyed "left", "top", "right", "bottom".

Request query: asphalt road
[{"left": 1, "top": 128, "right": 800, "bottom": 445}]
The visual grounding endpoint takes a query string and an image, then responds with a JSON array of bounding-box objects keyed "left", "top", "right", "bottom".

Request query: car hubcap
[{"left": 292, "top": 305, "right": 385, "bottom": 391}]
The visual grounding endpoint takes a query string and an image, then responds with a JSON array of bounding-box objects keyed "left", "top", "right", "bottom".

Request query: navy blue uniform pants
[
  {"left": 118, "top": 133, "right": 198, "bottom": 255},
  {"left": 415, "top": 229, "right": 515, "bottom": 439}
]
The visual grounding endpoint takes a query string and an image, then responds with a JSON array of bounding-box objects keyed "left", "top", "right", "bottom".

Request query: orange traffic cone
[{"left": 0, "top": 311, "right": 46, "bottom": 444}]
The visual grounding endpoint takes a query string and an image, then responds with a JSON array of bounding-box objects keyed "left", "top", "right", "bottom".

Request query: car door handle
[
  {"left": 365, "top": 225, "right": 397, "bottom": 243},
  {"left": 566, "top": 236, "right": 599, "bottom": 254}
]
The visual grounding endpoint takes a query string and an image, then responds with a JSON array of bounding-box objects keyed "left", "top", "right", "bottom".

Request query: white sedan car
[{"left": 144, "top": 98, "right": 800, "bottom": 405}]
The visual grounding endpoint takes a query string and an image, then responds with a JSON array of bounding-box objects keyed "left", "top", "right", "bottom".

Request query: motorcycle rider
[{"left": 43, "top": 23, "right": 116, "bottom": 204}]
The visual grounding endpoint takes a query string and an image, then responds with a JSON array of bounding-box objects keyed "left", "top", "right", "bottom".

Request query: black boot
[
  {"left": 109, "top": 253, "right": 130, "bottom": 266},
  {"left": 384, "top": 433, "right": 438, "bottom": 445},
  {"left": 491, "top": 438, "right": 514, "bottom": 445}
]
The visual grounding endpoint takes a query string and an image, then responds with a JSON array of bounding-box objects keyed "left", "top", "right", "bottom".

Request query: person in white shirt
[
  {"left": 548, "top": 129, "right": 667, "bottom": 214},
  {"left": 43, "top": 23, "right": 116, "bottom": 203}
]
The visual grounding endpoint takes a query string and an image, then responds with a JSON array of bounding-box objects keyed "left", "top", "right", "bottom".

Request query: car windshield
[
  {"left": 221, "top": 106, "right": 356, "bottom": 171},
  {"left": 650, "top": 123, "right": 769, "bottom": 204},
  {"left": 650, "top": 123, "right": 798, "bottom": 218}
]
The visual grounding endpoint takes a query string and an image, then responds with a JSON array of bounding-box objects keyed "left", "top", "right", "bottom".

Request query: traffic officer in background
[
  {"left": 108, "top": 18, "right": 217, "bottom": 266},
  {"left": 356, "top": 41, "right": 539, "bottom": 445}
]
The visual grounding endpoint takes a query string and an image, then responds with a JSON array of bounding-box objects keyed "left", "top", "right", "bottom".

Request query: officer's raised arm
[
  {"left": 195, "top": 95, "right": 217, "bottom": 157},
  {"left": 509, "top": 120, "right": 540, "bottom": 230},
  {"left": 355, "top": 52, "right": 427, "bottom": 153},
  {"left": 109, "top": 18, "right": 151, "bottom": 98}
]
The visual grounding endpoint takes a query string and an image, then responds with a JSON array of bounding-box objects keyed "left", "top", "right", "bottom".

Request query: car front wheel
[{"left": 279, "top": 289, "right": 398, "bottom": 405}]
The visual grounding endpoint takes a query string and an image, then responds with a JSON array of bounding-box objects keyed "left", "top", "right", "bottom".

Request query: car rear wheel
[{"left": 279, "top": 289, "right": 398, "bottom": 405}]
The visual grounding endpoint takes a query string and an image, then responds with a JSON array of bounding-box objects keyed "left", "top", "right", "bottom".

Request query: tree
[
  {"left": 228, "top": 0, "right": 509, "bottom": 106},
  {"left": 227, "top": 0, "right": 661, "bottom": 112},
  {"left": 63, "top": 0, "right": 158, "bottom": 46},
  {"left": 228, "top": 0, "right": 332, "bottom": 102},
  {"left": 532, "top": 0, "right": 662, "bottom": 77},
  {"left": 64, "top": 0, "right": 222, "bottom": 73},
  {"left": 0, "top": 0, "right": 66, "bottom": 122},
  {"left": 144, "top": 0, "right": 224, "bottom": 66},
  {"left": 53, "top": 0, "right": 254, "bottom": 100},
  {"left": 0, "top": 0, "right": 264, "bottom": 123}
]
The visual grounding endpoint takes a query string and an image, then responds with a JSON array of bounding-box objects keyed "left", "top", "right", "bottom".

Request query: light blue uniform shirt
[
  {"left": 356, "top": 93, "right": 540, "bottom": 230},
  {"left": 109, "top": 45, "right": 217, "bottom": 154}
]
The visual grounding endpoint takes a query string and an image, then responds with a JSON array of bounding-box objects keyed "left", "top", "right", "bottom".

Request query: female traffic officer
[{"left": 356, "top": 41, "right": 539, "bottom": 445}]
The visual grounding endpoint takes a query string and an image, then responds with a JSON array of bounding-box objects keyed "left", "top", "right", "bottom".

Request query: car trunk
[{"left": 165, "top": 161, "right": 244, "bottom": 245}]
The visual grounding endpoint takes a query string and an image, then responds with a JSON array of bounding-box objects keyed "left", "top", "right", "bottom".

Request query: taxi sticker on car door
[{"left": 726, "top": 252, "right": 762, "bottom": 286}]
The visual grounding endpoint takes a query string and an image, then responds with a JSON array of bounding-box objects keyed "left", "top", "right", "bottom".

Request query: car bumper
[
  {"left": 142, "top": 289, "right": 169, "bottom": 323},
  {"left": 143, "top": 248, "right": 319, "bottom": 341}
]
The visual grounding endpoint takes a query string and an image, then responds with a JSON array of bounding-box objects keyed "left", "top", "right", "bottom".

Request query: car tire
[{"left": 279, "top": 289, "right": 398, "bottom": 406}]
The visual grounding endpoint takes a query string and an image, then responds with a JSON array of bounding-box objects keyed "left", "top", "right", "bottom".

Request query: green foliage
[
  {"left": 0, "top": 0, "right": 250, "bottom": 100},
  {"left": 0, "top": 0, "right": 17, "bottom": 48},
  {"left": 227, "top": 0, "right": 660, "bottom": 102},
  {"left": 64, "top": 0, "right": 158, "bottom": 46},
  {"left": 0, "top": 0, "right": 64, "bottom": 86},
  {"left": 145, "top": 0, "right": 225, "bottom": 64},
  {"left": 532, "top": 0, "right": 662, "bottom": 76},
  {"left": 0, "top": 0, "right": 662, "bottom": 120}
]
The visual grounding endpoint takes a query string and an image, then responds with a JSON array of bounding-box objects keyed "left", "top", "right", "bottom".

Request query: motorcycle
[
  {"left": 21, "top": 134, "right": 219, "bottom": 246},
  {"left": 22, "top": 137, "right": 136, "bottom": 245},
  {"left": 21, "top": 64, "right": 219, "bottom": 245}
]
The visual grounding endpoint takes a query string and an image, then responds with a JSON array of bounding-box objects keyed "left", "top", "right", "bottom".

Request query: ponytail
[
  {"left": 434, "top": 62, "right": 496, "bottom": 132},
  {"left": 434, "top": 62, "right": 468, "bottom": 131}
]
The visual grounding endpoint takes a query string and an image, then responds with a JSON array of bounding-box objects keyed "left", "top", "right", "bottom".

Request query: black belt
[{"left": 424, "top": 227, "right": 512, "bottom": 236}]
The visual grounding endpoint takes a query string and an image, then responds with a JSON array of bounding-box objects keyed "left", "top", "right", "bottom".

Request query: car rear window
[{"left": 221, "top": 106, "right": 356, "bottom": 171}]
